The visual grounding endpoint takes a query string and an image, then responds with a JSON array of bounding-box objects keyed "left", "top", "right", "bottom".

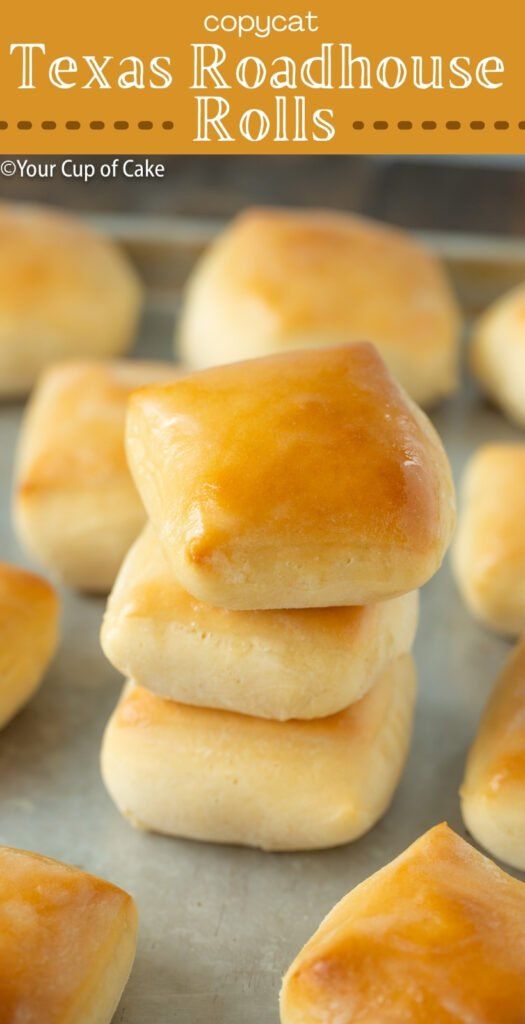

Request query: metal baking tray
[{"left": 1, "top": 214, "right": 524, "bottom": 1024}]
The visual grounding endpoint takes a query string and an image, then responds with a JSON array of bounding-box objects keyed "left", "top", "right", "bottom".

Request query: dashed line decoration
[{"left": 0, "top": 120, "right": 176, "bottom": 130}]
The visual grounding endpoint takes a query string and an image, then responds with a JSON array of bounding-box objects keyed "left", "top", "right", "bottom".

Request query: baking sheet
[{"left": 0, "top": 216, "right": 524, "bottom": 1024}]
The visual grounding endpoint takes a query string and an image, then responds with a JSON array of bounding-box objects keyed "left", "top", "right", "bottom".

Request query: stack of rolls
[{"left": 100, "top": 342, "right": 455, "bottom": 852}]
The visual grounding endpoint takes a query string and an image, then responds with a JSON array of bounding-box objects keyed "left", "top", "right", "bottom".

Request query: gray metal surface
[{"left": 0, "top": 223, "right": 524, "bottom": 1023}]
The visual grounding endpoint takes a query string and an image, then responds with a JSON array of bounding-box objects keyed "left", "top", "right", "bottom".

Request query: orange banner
[{"left": 0, "top": 0, "right": 522, "bottom": 154}]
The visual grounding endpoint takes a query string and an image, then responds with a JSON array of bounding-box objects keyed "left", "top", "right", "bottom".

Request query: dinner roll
[
  {"left": 127, "top": 344, "right": 455, "bottom": 610},
  {"left": 453, "top": 444, "right": 525, "bottom": 635},
  {"left": 0, "top": 202, "right": 142, "bottom": 397},
  {"left": 102, "top": 524, "right": 419, "bottom": 720},
  {"left": 14, "top": 359, "right": 179, "bottom": 593},
  {"left": 471, "top": 283, "right": 525, "bottom": 426},
  {"left": 0, "top": 845, "right": 137, "bottom": 1023},
  {"left": 461, "top": 635, "right": 525, "bottom": 870},
  {"left": 280, "top": 823, "right": 525, "bottom": 1024},
  {"left": 178, "top": 207, "right": 460, "bottom": 407},
  {"left": 0, "top": 563, "right": 59, "bottom": 729},
  {"left": 101, "top": 655, "right": 416, "bottom": 852}
]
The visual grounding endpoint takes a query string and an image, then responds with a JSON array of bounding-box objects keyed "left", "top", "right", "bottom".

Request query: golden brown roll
[
  {"left": 102, "top": 524, "right": 419, "bottom": 720},
  {"left": 0, "top": 202, "right": 143, "bottom": 397},
  {"left": 101, "top": 655, "right": 416, "bottom": 852},
  {"left": 461, "top": 635, "right": 525, "bottom": 870},
  {"left": 471, "top": 283, "right": 525, "bottom": 426},
  {"left": 178, "top": 207, "right": 461, "bottom": 407},
  {"left": 0, "top": 562, "right": 59, "bottom": 729},
  {"left": 280, "top": 822, "right": 525, "bottom": 1024},
  {"left": 127, "top": 343, "right": 455, "bottom": 610},
  {"left": 452, "top": 444, "right": 525, "bottom": 635},
  {"left": 14, "top": 359, "right": 179, "bottom": 594},
  {"left": 0, "top": 845, "right": 137, "bottom": 1023}
]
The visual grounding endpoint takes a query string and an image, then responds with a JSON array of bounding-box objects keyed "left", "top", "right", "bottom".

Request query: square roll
[
  {"left": 0, "top": 562, "right": 59, "bottom": 729},
  {"left": 0, "top": 202, "right": 142, "bottom": 398},
  {"left": 280, "top": 823, "right": 525, "bottom": 1024},
  {"left": 453, "top": 444, "right": 525, "bottom": 635},
  {"left": 0, "top": 845, "right": 137, "bottom": 1023},
  {"left": 470, "top": 282, "right": 525, "bottom": 427},
  {"left": 101, "top": 524, "right": 419, "bottom": 720},
  {"left": 126, "top": 343, "right": 455, "bottom": 610},
  {"left": 178, "top": 207, "right": 461, "bottom": 408},
  {"left": 461, "top": 635, "right": 525, "bottom": 870},
  {"left": 14, "top": 359, "right": 179, "bottom": 594},
  {"left": 101, "top": 654, "right": 416, "bottom": 852}
]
